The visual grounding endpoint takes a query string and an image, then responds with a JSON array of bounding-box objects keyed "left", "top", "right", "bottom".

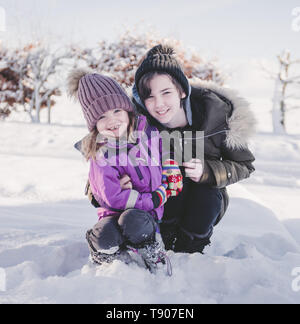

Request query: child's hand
[
  {"left": 166, "top": 174, "right": 183, "bottom": 192},
  {"left": 120, "top": 174, "right": 133, "bottom": 190},
  {"left": 162, "top": 159, "right": 183, "bottom": 192},
  {"left": 153, "top": 183, "right": 178, "bottom": 208}
]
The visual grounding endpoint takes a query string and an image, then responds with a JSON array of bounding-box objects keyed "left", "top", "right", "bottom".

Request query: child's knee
[
  {"left": 90, "top": 217, "right": 124, "bottom": 251},
  {"left": 118, "top": 209, "right": 156, "bottom": 245}
]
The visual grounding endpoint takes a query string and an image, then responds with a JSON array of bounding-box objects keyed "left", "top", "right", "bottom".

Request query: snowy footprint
[
  {"left": 223, "top": 243, "right": 263, "bottom": 259},
  {"left": 0, "top": 241, "right": 89, "bottom": 291}
]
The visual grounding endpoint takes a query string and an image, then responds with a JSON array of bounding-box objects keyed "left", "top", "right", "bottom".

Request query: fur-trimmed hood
[{"left": 190, "top": 79, "right": 257, "bottom": 150}]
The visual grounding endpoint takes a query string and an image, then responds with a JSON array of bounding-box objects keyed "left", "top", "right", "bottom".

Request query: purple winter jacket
[{"left": 89, "top": 115, "right": 164, "bottom": 221}]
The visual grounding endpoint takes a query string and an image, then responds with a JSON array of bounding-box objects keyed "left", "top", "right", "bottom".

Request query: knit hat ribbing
[
  {"left": 67, "top": 69, "right": 134, "bottom": 132},
  {"left": 135, "top": 45, "right": 190, "bottom": 97}
]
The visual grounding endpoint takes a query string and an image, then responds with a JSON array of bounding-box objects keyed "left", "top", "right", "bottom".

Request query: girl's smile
[
  {"left": 96, "top": 109, "right": 130, "bottom": 139},
  {"left": 144, "top": 74, "right": 187, "bottom": 128}
]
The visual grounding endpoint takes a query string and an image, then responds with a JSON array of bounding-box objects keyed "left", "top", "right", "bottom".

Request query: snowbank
[{"left": 1, "top": 119, "right": 300, "bottom": 304}]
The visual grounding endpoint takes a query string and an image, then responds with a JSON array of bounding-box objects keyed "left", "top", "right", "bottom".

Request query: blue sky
[{"left": 0, "top": 0, "right": 300, "bottom": 62}]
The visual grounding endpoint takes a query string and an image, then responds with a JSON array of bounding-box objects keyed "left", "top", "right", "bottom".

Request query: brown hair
[
  {"left": 138, "top": 71, "right": 185, "bottom": 103},
  {"left": 82, "top": 111, "right": 136, "bottom": 161}
]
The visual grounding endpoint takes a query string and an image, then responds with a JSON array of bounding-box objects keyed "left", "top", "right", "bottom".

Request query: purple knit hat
[{"left": 67, "top": 69, "right": 134, "bottom": 131}]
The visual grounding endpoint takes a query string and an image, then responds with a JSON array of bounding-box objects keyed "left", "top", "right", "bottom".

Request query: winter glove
[
  {"left": 152, "top": 183, "right": 178, "bottom": 208},
  {"left": 162, "top": 159, "right": 183, "bottom": 192}
]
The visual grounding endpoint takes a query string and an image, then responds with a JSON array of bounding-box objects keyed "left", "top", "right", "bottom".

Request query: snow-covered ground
[{"left": 1, "top": 62, "right": 300, "bottom": 304}]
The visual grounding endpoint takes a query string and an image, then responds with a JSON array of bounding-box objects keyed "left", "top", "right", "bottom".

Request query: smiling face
[
  {"left": 143, "top": 74, "right": 186, "bottom": 127},
  {"left": 96, "top": 108, "right": 130, "bottom": 139}
]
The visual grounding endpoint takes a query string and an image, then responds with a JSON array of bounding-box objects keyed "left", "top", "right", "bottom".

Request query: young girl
[
  {"left": 67, "top": 69, "right": 182, "bottom": 275},
  {"left": 132, "top": 45, "right": 256, "bottom": 254}
]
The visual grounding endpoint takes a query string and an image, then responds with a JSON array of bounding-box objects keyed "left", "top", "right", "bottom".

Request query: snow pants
[
  {"left": 160, "top": 179, "right": 229, "bottom": 251},
  {"left": 88, "top": 209, "right": 157, "bottom": 251}
]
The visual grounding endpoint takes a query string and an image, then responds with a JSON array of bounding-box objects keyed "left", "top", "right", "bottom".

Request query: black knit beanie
[{"left": 135, "top": 45, "right": 190, "bottom": 96}]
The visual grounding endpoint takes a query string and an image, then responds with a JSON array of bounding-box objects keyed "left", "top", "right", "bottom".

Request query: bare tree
[
  {"left": 25, "top": 43, "right": 73, "bottom": 123},
  {"left": 271, "top": 50, "right": 300, "bottom": 134},
  {"left": 0, "top": 43, "right": 70, "bottom": 123}
]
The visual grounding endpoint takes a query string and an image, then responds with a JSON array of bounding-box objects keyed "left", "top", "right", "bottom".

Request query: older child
[
  {"left": 67, "top": 70, "right": 181, "bottom": 275},
  {"left": 132, "top": 45, "right": 256, "bottom": 254}
]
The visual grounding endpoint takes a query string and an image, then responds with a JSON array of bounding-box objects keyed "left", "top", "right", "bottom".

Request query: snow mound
[{"left": 1, "top": 119, "right": 300, "bottom": 304}]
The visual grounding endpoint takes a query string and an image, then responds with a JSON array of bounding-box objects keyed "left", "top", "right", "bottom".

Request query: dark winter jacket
[{"left": 132, "top": 80, "right": 256, "bottom": 220}]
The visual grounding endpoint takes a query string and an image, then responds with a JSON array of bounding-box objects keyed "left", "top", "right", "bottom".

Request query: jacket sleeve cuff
[
  {"left": 205, "top": 160, "right": 228, "bottom": 188},
  {"left": 152, "top": 192, "right": 161, "bottom": 209},
  {"left": 198, "top": 161, "right": 217, "bottom": 186}
]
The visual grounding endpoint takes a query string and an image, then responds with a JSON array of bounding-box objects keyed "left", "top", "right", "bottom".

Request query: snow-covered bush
[
  {"left": 72, "top": 30, "right": 225, "bottom": 90},
  {"left": 1, "top": 31, "right": 225, "bottom": 123},
  {"left": 0, "top": 47, "right": 31, "bottom": 119}
]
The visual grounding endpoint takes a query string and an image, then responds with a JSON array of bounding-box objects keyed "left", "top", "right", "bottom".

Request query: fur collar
[{"left": 191, "top": 79, "right": 257, "bottom": 150}]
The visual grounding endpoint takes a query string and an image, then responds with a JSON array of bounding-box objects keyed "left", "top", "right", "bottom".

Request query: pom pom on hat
[
  {"left": 66, "top": 68, "right": 92, "bottom": 99},
  {"left": 146, "top": 44, "right": 175, "bottom": 57}
]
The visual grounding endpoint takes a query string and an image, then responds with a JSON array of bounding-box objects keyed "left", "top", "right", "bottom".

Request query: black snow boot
[
  {"left": 159, "top": 220, "right": 178, "bottom": 251},
  {"left": 174, "top": 228, "right": 212, "bottom": 254}
]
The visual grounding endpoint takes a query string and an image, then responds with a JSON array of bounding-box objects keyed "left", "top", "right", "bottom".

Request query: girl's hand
[
  {"left": 183, "top": 159, "right": 203, "bottom": 182},
  {"left": 162, "top": 159, "right": 183, "bottom": 191},
  {"left": 120, "top": 174, "right": 133, "bottom": 190},
  {"left": 153, "top": 183, "right": 178, "bottom": 208}
]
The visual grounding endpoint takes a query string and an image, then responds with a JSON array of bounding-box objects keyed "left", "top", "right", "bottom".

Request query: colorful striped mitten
[
  {"left": 152, "top": 183, "right": 178, "bottom": 208},
  {"left": 162, "top": 159, "right": 183, "bottom": 192}
]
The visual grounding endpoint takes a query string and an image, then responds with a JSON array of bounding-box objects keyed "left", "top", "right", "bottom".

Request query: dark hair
[{"left": 138, "top": 71, "right": 185, "bottom": 103}]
